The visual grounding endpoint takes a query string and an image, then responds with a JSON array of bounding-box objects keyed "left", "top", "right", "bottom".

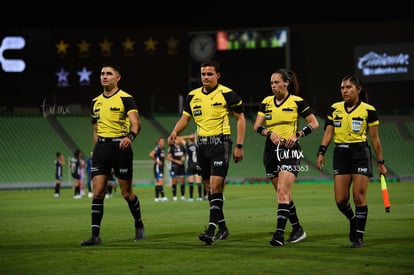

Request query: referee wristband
[
  {"left": 317, "top": 145, "right": 327, "bottom": 157},
  {"left": 127, "top": 131, "right": 137, "bottom": 141},
  {"left": 301, "top": 124, "right": 313, "bottom": 137},
  {"left": 256, "top": 126, "right": 266, "bottom": 135}
]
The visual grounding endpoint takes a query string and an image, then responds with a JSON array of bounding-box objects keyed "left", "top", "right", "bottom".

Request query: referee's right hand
[
  {"left": 316, "top": 155, "right": 324, "bottom": 171},
  {"left": 168, "top": 133, "right": 176, "bottom": 146}
]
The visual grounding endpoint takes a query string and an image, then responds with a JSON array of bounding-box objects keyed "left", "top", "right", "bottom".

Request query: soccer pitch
[{"left": 0, "top": 182, "right": 413, "bottom": 274}]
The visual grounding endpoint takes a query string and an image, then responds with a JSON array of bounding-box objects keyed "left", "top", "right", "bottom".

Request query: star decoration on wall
[
  {"left": 56, "top": 67, "right": 69, "bottom": 87},
  {"left": 77, "top": 39, "right": 91, "bottom": 55},
  {"left": 144, "top": 37, "right": 158, "bottom": 54},
  {"left": 166, "top": 36, "right": 180, "bottom": 55},
  {"left": 77, "top": 66, "right": 92, "bottom": 86},
  {"left": 99, "top": 39, "right": 112, "bottom": 56},
  {"left": 122, "top": 37, "right": 136, "bottom": 52},
  {"left": 55, "top": 40, "right": 69, "bottom": 55}
]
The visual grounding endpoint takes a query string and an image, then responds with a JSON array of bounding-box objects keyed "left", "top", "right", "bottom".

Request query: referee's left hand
[
  {"left": 119, "top": 137, "right": 132, "bottom": 150},
  {"left": 167, "top": 133, "right": 177, "bottom": 146},
  {"left": 233, "top": 148, "right": 243, "bottom": 163}
]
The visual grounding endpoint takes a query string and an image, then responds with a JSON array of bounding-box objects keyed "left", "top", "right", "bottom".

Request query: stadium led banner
[
  {"left": 215, "top": 29, "right": 288, "bottom": 51},
  {"left": 354, "top": 43, "right": 414, "bottom": 82},
  {"left": 189, "top": 27, "right": 289, "bottom": 62},
  {"left": 188, "top": 27, "right": 290, "bottom": 110}
]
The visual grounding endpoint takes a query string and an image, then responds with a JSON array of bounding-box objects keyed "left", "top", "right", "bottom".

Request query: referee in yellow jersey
[
  {"left": 254, "top": 68, "right": 319, "bottom": 247},
  {"left": 316, "top": 74, "right": 387, "bottom": 248},
  {"left": 168, "top": 60, "right": 246, "bottom": 245},
  {"left": 81, "top": 62, "right": 144, "bottom": 246}
]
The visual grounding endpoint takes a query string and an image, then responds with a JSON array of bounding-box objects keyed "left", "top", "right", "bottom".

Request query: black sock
[
  {"left": 75, "top": 186, "right": 80, "bottom": 195},
  {"left": 155, "top": 185, "right": 159, "bottom": 198},
  {"left": 197, "top": 184, "right": 202, "bottom": 198},
  {"left": 180, "top": 183, "right": 185, "bottom": 197},
  {"left": 128, "top": 195, "right": 143, "bottom": 228},
  {"left": 91, "top": 198, "right": 104, "bottom": 237},
  {"left": 355, "top": 205, "right": 368, "bottom": 241},
  {"left": 208, "top": 193, "right": 224, "bottom": 234},
  {"left": 288, "top": 200, "right": 300, "bottom": 229},
  {"left": 189, "top": 182, "right": 194, "bottom": 198},
  {"left": 275, "top": 203, "right": 289, "bottom": 236},
  {"left": 216, "top": 193, "right": 227, "bottom": 230}
]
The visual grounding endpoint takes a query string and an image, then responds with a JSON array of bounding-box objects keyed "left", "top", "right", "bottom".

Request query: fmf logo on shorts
[{"left": 0, "top": 36, "right": 26, "bottom": 72}]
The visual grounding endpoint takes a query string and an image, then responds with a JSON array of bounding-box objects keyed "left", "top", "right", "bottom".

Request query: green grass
[{"left": 0, "top": 182, "right": 413, "bottom": 274}]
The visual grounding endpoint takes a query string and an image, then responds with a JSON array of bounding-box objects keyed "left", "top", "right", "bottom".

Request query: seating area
[
  {"left": 378, "top": 116, "right": 414, "bottom": 179},
  {"left": 0, "top": 115, "right": 72, "bottom": 185},
  {"left": 56, "top": 115, "right": 94, "bottom": 156},
  {"left": 0, "top": 114, "right": 412, "bottom": 187}
]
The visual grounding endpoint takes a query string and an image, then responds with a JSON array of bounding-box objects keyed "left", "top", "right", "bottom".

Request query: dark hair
[
  {"left": 156, "top": 136, "right": 164, "bottom": 144},
  {"left": 102, "top": 61, "right": 121, "bottom": 74},
  {"left": 200, "top": 60, "right": 220, "bottom": 73},
  {"left": 74, "top": 149, "right": 81, "bottom": 158},
  {"left": 56, "top": 152, "right": 61, "bottom": 157},
  {"left": 341, "top": 74, "right": 368, "bottom": 102},
  {"left": 274, "top": 68, "right": 300, "bottom": 95}
]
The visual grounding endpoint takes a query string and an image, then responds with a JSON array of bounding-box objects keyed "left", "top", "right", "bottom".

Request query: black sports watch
[
  {"left": 236, "top": 144, "right": 243, "bottom": 149},
  {"left": 377, "top": 159, "right": 385, "bottom": 165}
]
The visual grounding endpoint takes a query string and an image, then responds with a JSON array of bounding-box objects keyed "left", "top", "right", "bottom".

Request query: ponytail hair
[{"left": 275, "top": 68, "right": 300, "bottom": 95}]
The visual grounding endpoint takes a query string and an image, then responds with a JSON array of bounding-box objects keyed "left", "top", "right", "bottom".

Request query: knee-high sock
[
  {"left": 91, "top": 198, "right": 104, "bottom": 237},
  {"left": 155, "top": 185, "right": 159, "bottom": 198},
  {"left": 75, "top": 185, "right": 81, "bottom": 196},
  {"left": 128, "top": 195, "right": 143, "bottom": 228},
  {"left": 216, "top": 193, "right": 226, "bottom": 230},
  {"left": 208, "top": 193, "right": 224, "bottom": 234},
  {"left": 197, "top": 183, "right": 202, "bottom": 198},
  {"left": 155, "top": 185, "right": 165, "bottom": 198},
  {"left": 189, "top": 182, "right": 194, "bottom": 198},
  {"left": 172, "top": 185, "right": 177, "bottom": 197},
  {"left": 288, "top": 200, "right": 300, "bottom": 229},
  {"left": 355, "top": 205, "right": 368, "bottom": 240},
  {"left": 54, "top": 184, "right": 60, "bottom": 194},
  {"left": 275, "top": 203, "right": 290, "bottom": 236},
  {"left": 180, "top": 183, "right": 185, "bottom": 196},
  {"left": 160, "top": 186, "right": 165, "bottom": 197}
]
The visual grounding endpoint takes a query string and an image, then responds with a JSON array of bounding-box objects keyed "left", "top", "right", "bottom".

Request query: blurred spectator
[
  {"left": 181, "top": 133, "right": 203, "bottom": 201},
  {"left": 149, "top": 137, "right": 168, "bottom": 202},
  {"left": 53, "top": 152, "right": 65, "bottom": 197},
  {"left": 167, "top": 136, "right": 186, "bottom": 201},
  {"left": 70, "top": 149, "right": 83, "bottom": 199}
]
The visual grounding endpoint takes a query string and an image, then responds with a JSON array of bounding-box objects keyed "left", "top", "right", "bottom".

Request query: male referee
[{"left": 81, "top": 62, "right": 144, "bottom": 246}]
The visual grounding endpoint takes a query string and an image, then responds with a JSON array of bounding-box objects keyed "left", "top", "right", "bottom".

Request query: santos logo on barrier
[{"left": 0, "top": 36, "right": 26, "bottom": 73}]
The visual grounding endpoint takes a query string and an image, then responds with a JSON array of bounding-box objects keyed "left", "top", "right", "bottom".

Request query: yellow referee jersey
[
  {"left": 91, "top": 89, "right": 138, "bottom": 138},
  {"left": 256, "top": 94, "right": 313, "bottom": 140},
  {"left": 182, "top": 84, "right": 243, "bottom": 137},
  {"left": 326, "top": 101, "right": 379, "bottom": 144}
]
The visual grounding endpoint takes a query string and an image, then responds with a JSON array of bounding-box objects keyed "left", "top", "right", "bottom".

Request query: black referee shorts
[
  {"left": 197, "top": 140, "right": 232, "bottom": 179},
  {"left": 92, "top": 141, "right": 133, "bottom": 180},
  {"left": 333, "top": 142, "right": 373, "bottom": 177}
]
